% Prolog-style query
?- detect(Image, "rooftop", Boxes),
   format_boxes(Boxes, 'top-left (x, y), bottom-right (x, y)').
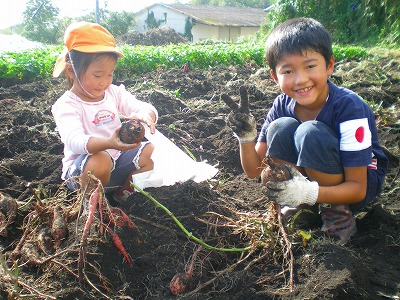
top-left (141, 3), bottom-right (268, 27)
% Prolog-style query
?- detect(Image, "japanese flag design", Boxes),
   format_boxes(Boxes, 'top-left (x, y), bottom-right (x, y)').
top-left (339, 118), bottom-right (372, 151)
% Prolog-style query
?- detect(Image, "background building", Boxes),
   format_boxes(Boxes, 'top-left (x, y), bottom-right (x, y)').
top-left (134, 3), bottom-right (268, 42)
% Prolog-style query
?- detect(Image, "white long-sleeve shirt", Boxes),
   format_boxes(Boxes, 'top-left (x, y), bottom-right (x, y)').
top-left (52, 84), bottom-right (158, 179)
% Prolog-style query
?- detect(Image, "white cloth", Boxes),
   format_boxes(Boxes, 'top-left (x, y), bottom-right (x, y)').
top-left (143, 126), bottom-right (218, 188)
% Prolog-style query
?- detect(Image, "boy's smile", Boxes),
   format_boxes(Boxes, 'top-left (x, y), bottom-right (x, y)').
top-left (270, 50), bottom-right (334, 115)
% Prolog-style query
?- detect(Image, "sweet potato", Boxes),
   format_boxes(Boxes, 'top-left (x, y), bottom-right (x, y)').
top-left (0, 192), bottom-right (17, 219)
top-left (106, 206), bottom-right (136, 229)
top-left (21, 242), bottom-right (42, 266)
top-left (110, 230), bottom-right (133, 268)
top-left (0, 211), bottom-right (7, 237)
top-left (37, 227), bottom-right (53, 254)
top-left (169, 247), bottom-right (199, 296)
top-left (261, 156), bottom-right (292, 185)
top-left (119, 119), bottom-right (145, 144)
top-left (169, 273), bottom-right (193, 296)
top-left (0, 192), bottom-right (18, 237)
top-left (51, 206), bottom-right (68, 249)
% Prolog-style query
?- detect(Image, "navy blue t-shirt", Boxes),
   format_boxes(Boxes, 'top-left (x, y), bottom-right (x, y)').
top-left (258, 80), bottom-right (388, 175)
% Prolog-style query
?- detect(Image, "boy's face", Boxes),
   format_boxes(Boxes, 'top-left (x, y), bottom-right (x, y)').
top-left (270, 50), bottom-right (334, 108)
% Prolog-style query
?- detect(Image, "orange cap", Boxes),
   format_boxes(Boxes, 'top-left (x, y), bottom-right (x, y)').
top-left (53, 22), bottom-right (124, 77)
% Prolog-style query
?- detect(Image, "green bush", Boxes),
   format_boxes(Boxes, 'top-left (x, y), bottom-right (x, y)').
top-left (0, 43), bottom-right (369, 82)
top-left (0, 47), bottom-right (61, 80)
top-left (116, 43), bottom-right (265, 79)
top-left (265, 0), bottom-right (399, 46)
top-left (332, 45), bottom-right (368, 61)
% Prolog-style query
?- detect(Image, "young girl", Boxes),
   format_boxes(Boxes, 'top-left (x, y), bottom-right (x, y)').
top-left (52, 21), bottom-right (158, 202)
top-left (222, 18), bottom-right (388, 245)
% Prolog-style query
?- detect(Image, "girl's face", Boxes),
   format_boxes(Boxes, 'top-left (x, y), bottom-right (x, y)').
top-left (70, 55), bottom-right (117, 102)
top-left (270, 50), bottom-right (334, 109)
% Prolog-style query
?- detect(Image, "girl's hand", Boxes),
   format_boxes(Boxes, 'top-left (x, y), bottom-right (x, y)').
top-left (112, 127), bottom-right (142, 151)
top-left (125, 110), bottom-right (156, 134)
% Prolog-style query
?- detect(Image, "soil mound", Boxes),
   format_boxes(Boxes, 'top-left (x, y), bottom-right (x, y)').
top-left (0, 52), bottom-right (399, 299)
top-left (121, 27), bottom-right (188, 46)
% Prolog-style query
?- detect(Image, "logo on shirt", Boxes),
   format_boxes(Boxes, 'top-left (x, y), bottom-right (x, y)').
top-left (93, 110), bottom-right (115, 126)
top-left (339, 118), bottom-right (371, 151)
top-left (355, 126), bottom-right (364, 143)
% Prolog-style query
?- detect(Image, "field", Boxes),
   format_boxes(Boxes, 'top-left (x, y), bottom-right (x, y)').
top-left (0, 50), bottom-right (399, 299)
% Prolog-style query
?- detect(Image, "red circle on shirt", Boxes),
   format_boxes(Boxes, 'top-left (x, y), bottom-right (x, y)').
top-left (355, 126), bottom-right (365, 143)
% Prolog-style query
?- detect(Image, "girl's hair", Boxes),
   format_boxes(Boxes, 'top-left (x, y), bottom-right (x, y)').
top-left (65, 50), bottom-right (118, 87)
top-left (265, 18), bottom-right (333, 74)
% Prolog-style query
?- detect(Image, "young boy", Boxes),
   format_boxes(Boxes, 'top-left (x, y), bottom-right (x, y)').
top-left (222, 17), bottom-right (388, 245)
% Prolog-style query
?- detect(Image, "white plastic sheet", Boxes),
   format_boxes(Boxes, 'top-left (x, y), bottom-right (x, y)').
top-left (137, 125), bottom-right (219, 189)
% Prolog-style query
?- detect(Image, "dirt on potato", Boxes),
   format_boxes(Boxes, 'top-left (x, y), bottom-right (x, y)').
top-left (0, 50), bottom-right (399, 300)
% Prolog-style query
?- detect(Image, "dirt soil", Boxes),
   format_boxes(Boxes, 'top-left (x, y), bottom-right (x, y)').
top-left (0, 52), bottom-right (399, 300)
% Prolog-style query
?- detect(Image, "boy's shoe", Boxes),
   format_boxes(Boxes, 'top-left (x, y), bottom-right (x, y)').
top-left (112, 187), bottom-right (134, 203)
top-left (319, 204), bottom-right (357, 245)
top-left (281, 204), bottom-right (321, 229)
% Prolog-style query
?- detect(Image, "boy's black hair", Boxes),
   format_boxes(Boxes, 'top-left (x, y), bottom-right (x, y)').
top-left (265, 17), bottom-right (333, 74)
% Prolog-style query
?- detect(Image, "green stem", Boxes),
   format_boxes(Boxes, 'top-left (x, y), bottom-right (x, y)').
top-left (132, 184), bottom-right (251, 253)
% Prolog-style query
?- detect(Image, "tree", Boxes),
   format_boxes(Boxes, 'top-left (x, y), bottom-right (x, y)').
top-left (361, 0), bottom-right (399, 45)
top-left (22, 0), bottom-right (60, 44)
top-left (265, 0), bottom-right (398, 45)
top-left (102, 11), bottom-right (136, 37)
top-left (184, 17), bottom-right (194, 41)
top-left (73, 9), bottom-right (135, 39)
top-left (145, 11), bottom-right (166, 29)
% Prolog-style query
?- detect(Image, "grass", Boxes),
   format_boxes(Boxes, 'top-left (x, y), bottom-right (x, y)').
top-left (0, 42), bottom-right (380, 82)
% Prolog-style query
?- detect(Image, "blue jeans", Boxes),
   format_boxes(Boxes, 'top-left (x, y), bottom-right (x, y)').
top-left (64, 142), bottom-right (149, 191)
top-left (266, 117), bottom-right (382, 211)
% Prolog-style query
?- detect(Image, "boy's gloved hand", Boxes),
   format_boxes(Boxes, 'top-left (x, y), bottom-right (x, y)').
top-left (263, 166), bottom-right (319, 207)
top-left (221, 86), bottom-right (257, 144)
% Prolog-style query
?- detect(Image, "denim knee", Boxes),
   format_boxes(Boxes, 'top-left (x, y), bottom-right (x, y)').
top-left (294, 121), bottom-right (342, 174)
top-left (266, 117), bottom-right (299, 164)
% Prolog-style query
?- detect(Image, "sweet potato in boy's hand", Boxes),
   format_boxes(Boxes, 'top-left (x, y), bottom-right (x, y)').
top-left (261, 157), bottom-right (319, 207)
top-left (261, 157), bottom-right (292, 185)
top-left (119, 119), bottom-right (145, 144)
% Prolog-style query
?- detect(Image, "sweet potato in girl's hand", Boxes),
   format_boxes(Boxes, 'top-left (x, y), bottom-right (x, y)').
top-left (119, 119), bottom-right (145, 144)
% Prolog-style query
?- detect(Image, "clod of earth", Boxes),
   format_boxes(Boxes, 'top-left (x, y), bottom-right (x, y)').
top-left (119, 119), bottom-right (145, 144)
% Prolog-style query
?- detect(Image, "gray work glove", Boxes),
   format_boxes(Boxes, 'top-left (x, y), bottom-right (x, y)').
top-left (264, 165), bottom-right (319, 207)
top-left (221, 86), bottom-right (257, 144)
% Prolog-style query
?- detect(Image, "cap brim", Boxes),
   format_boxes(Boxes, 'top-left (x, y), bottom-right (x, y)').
top-left (52, 46), bottom-right (124, 78)
top-left (72, 45), bottom-right (124, 58)
top-left (52, 47), bottom-right (68, 77)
